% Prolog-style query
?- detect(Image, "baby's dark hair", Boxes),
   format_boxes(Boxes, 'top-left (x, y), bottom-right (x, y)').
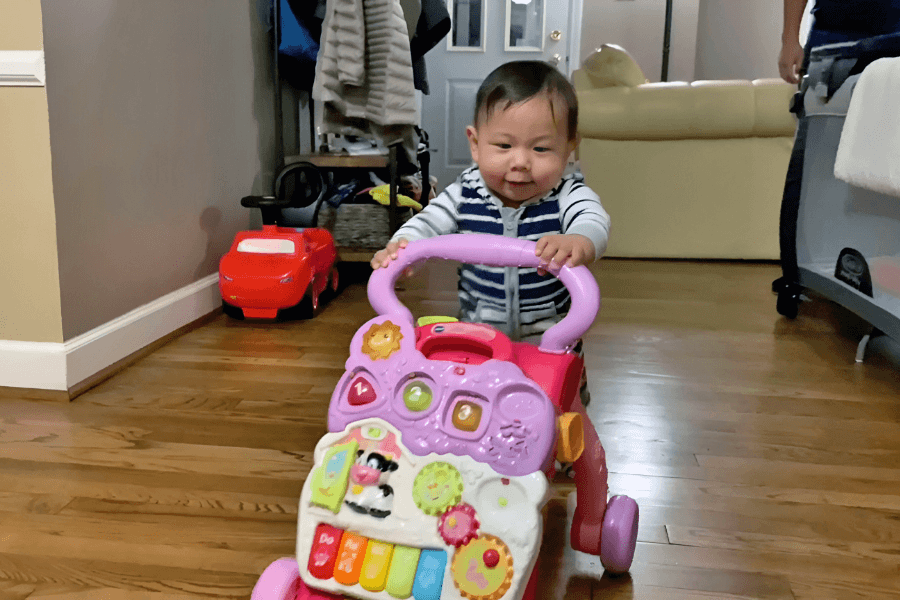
top-left (473, 61), bottom-right (579, 140)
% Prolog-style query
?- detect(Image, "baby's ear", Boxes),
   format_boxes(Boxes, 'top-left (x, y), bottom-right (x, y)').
top-left (567, 134), bottom-right (581, 157)
top-left (466, 125), bottom-right (480, 162)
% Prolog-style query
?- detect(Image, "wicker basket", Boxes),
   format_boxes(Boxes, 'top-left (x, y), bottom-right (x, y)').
top-left (319, 203), bottom-right (413, 250)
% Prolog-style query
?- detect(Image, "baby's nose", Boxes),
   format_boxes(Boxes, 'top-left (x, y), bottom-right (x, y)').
top-left (510, 148), bottom-right (530, 169)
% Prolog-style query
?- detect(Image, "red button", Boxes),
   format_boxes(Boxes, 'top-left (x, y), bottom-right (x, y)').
top-left (483, 549), bottom-right (500, 568)
top-left (308, 523), bottom-right (344, 579)
top-left (348, 376), bottom-right (377, 405)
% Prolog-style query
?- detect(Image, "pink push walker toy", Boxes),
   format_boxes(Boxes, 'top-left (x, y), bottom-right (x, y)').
top-left (252, 234), bottom-right (639, 600)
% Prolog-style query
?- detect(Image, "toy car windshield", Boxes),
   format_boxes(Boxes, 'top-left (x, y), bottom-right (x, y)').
top-left (237, 238), bottom-right (296, 254)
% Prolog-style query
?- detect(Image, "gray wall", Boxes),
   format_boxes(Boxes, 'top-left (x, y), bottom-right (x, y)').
top-left (41, 0), bottom-right (277, 339)
top-left (578, 0), bottom-right (786, 83)
top-left (693, 0), bottom-right (783, 81)
top-left (579, 0), bottom-right (700, 83)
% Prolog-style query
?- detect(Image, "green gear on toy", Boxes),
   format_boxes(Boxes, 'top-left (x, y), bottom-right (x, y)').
top-left (413, 462), bottom-right (464, 515)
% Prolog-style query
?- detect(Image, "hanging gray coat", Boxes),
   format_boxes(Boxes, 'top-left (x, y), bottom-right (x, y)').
top-left (313, 0), bottom-right (419, 165)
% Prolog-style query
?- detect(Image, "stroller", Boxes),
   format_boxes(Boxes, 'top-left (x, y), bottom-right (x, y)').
top-left (252, 234), bottom-right (639, 600)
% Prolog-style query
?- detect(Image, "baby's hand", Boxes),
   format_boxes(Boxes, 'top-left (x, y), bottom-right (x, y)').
top-left (534, 234), bottom-right (595, 274)
top-left (371, 238), bottom-right (409, 269)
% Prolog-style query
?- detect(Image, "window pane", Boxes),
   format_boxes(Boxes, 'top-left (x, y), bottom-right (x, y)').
top-left (508, 0), bottom-right (544, 49)
top-left (451, 0), bottom-right (483, 48)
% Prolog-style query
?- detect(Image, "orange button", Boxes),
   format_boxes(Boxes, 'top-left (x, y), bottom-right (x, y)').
top-left (333, 531), bottom-right (367, 585)
top-left (556, 412), bottom-right (585, 462)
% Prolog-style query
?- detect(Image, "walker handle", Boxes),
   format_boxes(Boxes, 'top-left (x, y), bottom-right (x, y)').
top-left (367, 234), bottom-right (600, 353)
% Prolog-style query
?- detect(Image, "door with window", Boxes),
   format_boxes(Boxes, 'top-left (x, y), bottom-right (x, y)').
top-left (421, 0), bottom-right (582, 190)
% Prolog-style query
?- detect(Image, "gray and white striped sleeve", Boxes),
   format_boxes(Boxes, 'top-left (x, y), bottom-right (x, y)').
top-left (558, 174), bottom-right (610, 260)
top-left (389, 180), bottom-right (464, 243)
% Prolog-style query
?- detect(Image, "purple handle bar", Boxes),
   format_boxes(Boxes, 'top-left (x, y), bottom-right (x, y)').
top-left (367, 234), bottom-right (600, 353)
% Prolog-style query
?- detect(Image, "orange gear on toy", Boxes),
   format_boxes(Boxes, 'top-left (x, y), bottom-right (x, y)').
top-left (450, 534), bottom-right (514, 600)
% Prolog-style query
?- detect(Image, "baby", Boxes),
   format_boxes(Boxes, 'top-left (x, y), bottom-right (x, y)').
top-left (372, 60), bottom-right (610, 343)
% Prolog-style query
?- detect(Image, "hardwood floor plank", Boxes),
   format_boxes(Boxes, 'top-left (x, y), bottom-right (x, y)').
top-left (0, 429), bottom-right (313, 479)
top-left (598, 562), bottom-right (796, 600)
top-left (0, 553), bottom-right (257, 598)
top-left (694, 455), bottom-right (900, 482)
top-left (636, 541), bottom-right (899, 585)
top-left (28, 589), bottom-right (204, 599)
top-left (666, 524), bottom-right (900, 563)
top-left (637, 503), bottom-right (900, 546)
top-left (0, 529), bottom-right (275, 576)
top-left (790, 577), bottom-right (900, 600)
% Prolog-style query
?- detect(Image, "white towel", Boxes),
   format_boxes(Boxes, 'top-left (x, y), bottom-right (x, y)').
top-left (833, 57), bottom-right (900, 198)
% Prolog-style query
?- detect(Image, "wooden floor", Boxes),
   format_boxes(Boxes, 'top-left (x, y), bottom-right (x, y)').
top-left (1, 259), bottom-right (899, 600)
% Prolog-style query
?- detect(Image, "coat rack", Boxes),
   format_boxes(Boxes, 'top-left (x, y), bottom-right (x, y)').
top-left (661, 0), bottom-right (674, 81)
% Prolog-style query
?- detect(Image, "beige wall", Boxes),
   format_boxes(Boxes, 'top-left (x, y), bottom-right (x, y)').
top-left (0, 0), bottom-right (44, 50)
top-left (0, 0), bottom-right (64, 343)
top-left (41, 0), bottom-right (272, 339)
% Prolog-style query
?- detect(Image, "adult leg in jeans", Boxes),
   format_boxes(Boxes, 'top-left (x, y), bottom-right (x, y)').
top-left (774, 26), bottom-right (865, 315)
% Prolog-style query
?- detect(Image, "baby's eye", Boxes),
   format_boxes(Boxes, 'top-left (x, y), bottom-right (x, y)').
top-left (534, 146), bottom-right (550, 153)
top-left (494, 143), bottom-right (511, 149)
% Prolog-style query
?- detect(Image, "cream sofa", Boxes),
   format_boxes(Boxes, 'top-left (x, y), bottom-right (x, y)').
top-left (573, 45), bottom-right (797, 259)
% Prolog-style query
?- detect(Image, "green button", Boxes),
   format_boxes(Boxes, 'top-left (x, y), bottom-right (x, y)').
top-left (404, 382), bottom-right (433, 412)
top-left (386, 545), bottom-right (420, 598)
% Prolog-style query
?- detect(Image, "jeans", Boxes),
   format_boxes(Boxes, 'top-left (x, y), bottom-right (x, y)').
top-left (777, 26), bottom-right (880, 287)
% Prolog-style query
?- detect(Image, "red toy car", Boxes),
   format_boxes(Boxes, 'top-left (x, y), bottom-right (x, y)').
top-left (219, 224), bottom-right (338, 320)
top-left (220, 163), bottom-right (338, 320)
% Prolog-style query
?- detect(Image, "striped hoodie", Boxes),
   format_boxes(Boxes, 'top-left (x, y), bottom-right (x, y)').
top-left (389, 165), bottom-right (610, 340)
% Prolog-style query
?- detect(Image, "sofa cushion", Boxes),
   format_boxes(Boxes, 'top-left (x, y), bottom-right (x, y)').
top-left (576, 43), bottom-right (648, 89)
top-left (576, 77), bottom-right (797, 140)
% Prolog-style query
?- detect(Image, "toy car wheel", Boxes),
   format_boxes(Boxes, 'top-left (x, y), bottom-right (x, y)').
top-left (284, 290), bottom-right (321, 321)
top-left (329, 267), bottom-right (339, 292)
top-left (222, 300), bottom-right (245, 320)
top-left (251, 557), bottom-right (301, 600)
top-left (599, 495), bottom-right (639, 575)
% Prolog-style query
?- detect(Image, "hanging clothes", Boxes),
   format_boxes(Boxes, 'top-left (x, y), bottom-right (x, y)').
top-left (314, 0), bottom-right (422, 166)
top-left (409, 0), bottom-right (451, 94)
top-left (277, 0), bottom-right (325, 92)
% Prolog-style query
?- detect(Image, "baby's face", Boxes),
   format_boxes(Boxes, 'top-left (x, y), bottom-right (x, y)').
top-left (467, 93), bottom-right (577, 208)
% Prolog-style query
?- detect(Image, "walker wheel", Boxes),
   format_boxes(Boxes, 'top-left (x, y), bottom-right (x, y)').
top-left (251, 558), bottom-right (301, 600)
top-left (599, 495), bottom-right (639, 575)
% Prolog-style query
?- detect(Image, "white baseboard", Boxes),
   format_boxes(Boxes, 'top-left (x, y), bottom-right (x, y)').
top-left (0, 274), bottom-right (221, 392)
top-left (0, 51), bottom-right (46, 86)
